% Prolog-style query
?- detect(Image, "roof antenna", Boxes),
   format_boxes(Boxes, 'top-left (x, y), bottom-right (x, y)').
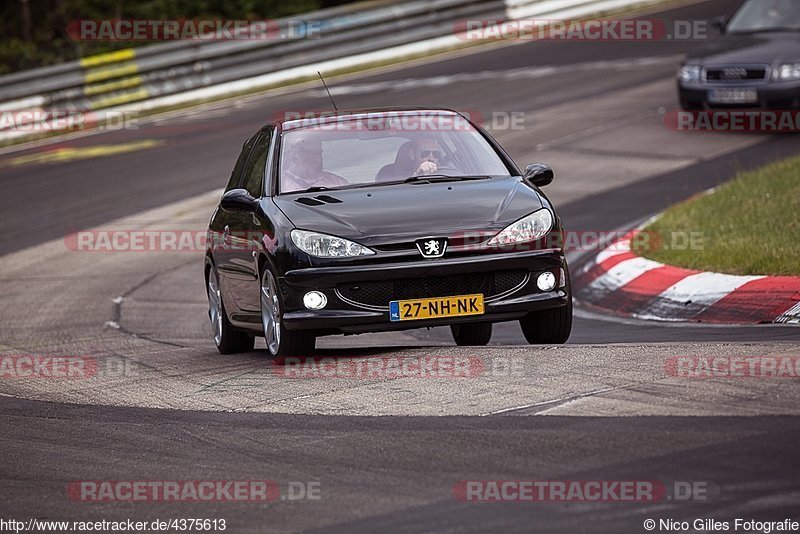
top-left (317, 71), bottom-right (339, 112)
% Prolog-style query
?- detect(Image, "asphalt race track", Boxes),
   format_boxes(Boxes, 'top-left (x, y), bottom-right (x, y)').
top-left (1, 0), bottom-right (799, 531)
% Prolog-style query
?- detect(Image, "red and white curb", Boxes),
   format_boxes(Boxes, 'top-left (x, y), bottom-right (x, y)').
top-left (574, 232), bottom-right (800, 324)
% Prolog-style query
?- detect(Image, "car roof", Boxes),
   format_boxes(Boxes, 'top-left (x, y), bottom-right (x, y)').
top-left (272, 108), bottom-right (466, 131)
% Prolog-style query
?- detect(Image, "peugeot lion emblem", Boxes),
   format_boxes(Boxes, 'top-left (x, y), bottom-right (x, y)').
top-left (416, 237), bottom-right (448, 258)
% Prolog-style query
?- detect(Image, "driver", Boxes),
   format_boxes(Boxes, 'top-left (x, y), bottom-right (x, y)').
top-left (282, 138), bottom-right (348, 193)
top-left (410, 138), bottom-right (444, 176)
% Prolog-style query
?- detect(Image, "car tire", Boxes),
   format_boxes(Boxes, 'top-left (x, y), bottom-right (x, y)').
top-left (519, 299), bottom-right (572, 344)
top-left (450, 322), bottom-right (492, 346)
top-left (261, 268), bottom-right (316, 357)
top-left (207, 264), bottom-right (255, 355)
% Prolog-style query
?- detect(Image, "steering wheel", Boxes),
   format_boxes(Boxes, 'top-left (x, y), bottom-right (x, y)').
top-left (431, 163), bottom-right (460, 175)
top-left (436, 153), bottom-right (464, 174)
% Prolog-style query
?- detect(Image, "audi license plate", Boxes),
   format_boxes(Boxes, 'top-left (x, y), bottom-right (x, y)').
top-left (389, 294), bottom-right (484, 322)
top-left (708, 88), bottom-right (758, 105)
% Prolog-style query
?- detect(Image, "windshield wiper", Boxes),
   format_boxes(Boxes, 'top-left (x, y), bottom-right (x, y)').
top-left (341, 175), bottom-right (492, 190)
top-left (293, 186), bottom-right (330, 193)
top-left (401, 175), bottom-right (492, 184)
top-left (729, 27), bottom-right (800, 34)
top-left (290, 175), bottom-right (493, 194)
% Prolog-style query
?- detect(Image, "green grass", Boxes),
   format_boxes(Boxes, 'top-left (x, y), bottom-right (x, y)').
top-left (636, 154), bottom-right (800, 276)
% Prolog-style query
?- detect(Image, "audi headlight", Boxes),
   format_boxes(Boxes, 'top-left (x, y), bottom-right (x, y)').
top-left (678, 65), bottom-right (701, 83)
top-left (487, 209), bottom-right (553, 246)
top-left (774, 63), bottom-right (800, 81)
top-left (291, 229), bottom-right (375, 258)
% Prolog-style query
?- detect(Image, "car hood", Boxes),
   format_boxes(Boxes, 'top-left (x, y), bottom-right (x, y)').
top-left (686, 32), bottom-right (800, 64)
top-left (272, 177), bottom-right (545, 245)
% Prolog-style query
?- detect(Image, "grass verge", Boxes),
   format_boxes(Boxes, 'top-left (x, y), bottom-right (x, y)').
top-left (636, 154), bottom-right (800, 276)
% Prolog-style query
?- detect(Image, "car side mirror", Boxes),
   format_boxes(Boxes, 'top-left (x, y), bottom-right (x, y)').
top-left (711, 15), bottom-right (727, 33)
top-left (220, 188), bottom-right (257, 211)
top-left (523, 163), bottom-right (554, 187)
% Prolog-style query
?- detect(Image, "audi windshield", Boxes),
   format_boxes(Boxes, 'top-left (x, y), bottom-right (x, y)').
top-left (726, 0), bottom-right (800, 33)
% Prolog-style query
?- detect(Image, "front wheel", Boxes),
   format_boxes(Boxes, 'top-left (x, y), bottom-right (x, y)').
top-left (261, 268), bottom-right (316, 357)
top-left (207, 265), bottom-right (254, 354)
top-left (450, 322), bottom-right (492, 346)
top-left (519, 300), bottom-right (572, 344)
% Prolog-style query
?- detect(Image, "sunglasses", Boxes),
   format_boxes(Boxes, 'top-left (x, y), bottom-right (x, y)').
top-left (420, 150), bottom-right (442, 158)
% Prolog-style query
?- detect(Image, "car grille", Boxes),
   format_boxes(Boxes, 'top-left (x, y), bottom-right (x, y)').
top-left (373, 242), bottom-right (417, 252)
top-left (336, 270), bottom-right (528, 309)
top-left (705, 66), bottom-right (768, 83)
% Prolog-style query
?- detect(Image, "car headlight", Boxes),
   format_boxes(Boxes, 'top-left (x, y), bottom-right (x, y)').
top-left (486, 209), bottom-right (553, 246)
top-left (774, 63), bottom-right (800, 81)
top-left (291, 229), bottom-right (375, 258)
top-left (678, 65), bottom-right (701, 83)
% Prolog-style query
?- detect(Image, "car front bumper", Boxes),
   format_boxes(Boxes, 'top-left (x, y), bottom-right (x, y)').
top-left (678, 80), bottom-right (800, 109)
top-left (279, 249), bottom-right (569, 334)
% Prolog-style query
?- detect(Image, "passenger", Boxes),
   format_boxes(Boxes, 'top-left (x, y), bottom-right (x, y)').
top-left (282, 138), bottom-right (348, 193)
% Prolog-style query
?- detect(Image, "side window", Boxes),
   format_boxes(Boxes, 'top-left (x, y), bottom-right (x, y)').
top-left (225, 139), bottom-right (253, 192)
top-left (241, 131), bottom-right (272, 198)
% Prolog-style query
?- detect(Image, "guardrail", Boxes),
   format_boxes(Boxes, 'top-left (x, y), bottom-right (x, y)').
top-left (0, 0), bottom-right (663, 143)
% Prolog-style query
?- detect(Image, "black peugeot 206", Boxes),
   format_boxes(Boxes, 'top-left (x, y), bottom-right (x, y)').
top-left (678, 0), bottom-right (800, 109)
top-left (204, 108), bottom-right (571, 356)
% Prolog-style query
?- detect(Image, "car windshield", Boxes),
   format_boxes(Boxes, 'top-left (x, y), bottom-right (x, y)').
top-left (727, 0), bottom-right (800, 33)
top-left (278, 112), bottom-right (511, 194)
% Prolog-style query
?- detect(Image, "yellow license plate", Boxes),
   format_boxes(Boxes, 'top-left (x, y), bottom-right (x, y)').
top-left (389, 294), bottom-right (484, 322)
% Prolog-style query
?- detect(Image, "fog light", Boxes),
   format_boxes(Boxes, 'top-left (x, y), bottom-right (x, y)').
top-left (537, 272), bottom-right (556, 291)
top-left (303, 291), bottom-right (327, 310)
